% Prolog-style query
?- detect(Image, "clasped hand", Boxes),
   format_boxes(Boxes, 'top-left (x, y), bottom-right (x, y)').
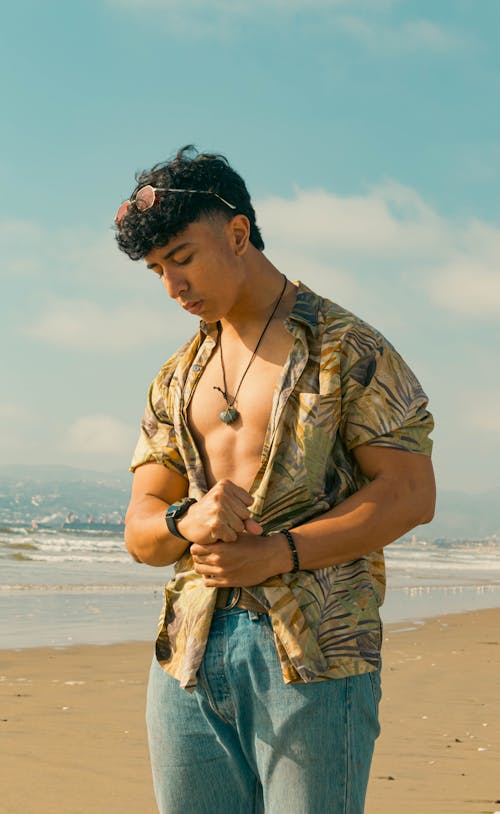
top-left (176, 479), bottom-right (276, 587)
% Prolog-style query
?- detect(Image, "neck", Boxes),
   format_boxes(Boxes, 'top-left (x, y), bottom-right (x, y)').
top-left (219, 250), bottom-right (293, 340)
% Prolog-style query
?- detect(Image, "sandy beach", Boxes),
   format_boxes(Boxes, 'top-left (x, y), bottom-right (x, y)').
top-left (2, 607), bottom-right (499, 814)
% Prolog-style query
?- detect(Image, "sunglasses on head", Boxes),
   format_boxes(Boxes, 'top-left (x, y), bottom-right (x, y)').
top-left (115, 185), bottom-right (236, 224)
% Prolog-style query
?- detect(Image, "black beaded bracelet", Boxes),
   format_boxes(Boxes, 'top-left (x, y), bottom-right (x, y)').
top-left (281, 529), bottom-right (300, 573)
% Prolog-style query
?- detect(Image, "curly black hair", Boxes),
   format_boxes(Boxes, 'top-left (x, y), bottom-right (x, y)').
top-left (114, 145), bottom-right (265, 260)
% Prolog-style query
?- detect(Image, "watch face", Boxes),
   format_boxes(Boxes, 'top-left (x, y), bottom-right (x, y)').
top-left (166, 502), bottom-right (183, 518)
top-left (166, 498), bottom-right (194, 519)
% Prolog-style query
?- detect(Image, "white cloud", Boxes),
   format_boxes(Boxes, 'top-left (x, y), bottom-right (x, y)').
top-left (0, 403), bottom-right (33, 423)
top-left (336, 15), bottom-right (469, 53)
top-left (7, 183), bottom-right (500, 350)
top-left (0, 405), bottom-right (136, 468)
top-left (403, 19), bottom-right (467, 51)
top-left (261, 246), bottom-right (394, 325)
top-left (267, 250), bottom-right (361, 300)
top-left (0, 220), bottom-right (48, 275)
top-left (257, 184), bottom-right (500, 319)
top-left (426, 261), bottom-right (500, 317)
top-left (106, 0), bottom-right (466, 52)
top-left (0, 218), bottom-right (147, 291)
top-left (66, 415), bottom-right (136, 456)
top-left (108, 0), bottom-right (390, 11)
top-left (25, 297), bottom-right (191, 351)
top-left (259, 183), bottom-right (447, 256)
top-left (107, 0), bottom-right (354, 38)
top-left (2, 217), bottom-right (198, 353)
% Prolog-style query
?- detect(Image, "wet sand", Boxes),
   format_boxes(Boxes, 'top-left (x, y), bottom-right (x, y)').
top-left (1, 608), bottom-right (499, 814)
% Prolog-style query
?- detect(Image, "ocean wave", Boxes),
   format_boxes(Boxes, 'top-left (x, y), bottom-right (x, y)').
top-left (29, 537), bottom-right (123, 551)
top-left (0, 526), bottom-right (124, 541)
top-left (0, 526), bottom-right (30, 536)
top-left (4, 541), bottom-right (39, 551)
top-left (5, 552), bottom-right (130, 564)
top-left (0, 531), bottom-right (124, 559)
top-left (1, 526), bottom-right (499, 571)
top-left (392, 538), bottom-right (500, 553)
top-left (0, 583), bottom-right (162, 593)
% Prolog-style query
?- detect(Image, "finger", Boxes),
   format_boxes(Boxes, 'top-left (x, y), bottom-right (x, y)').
top-left (206, 484), bottom-right (254, 526)
top-left (213, 480), bottom-right (255, 515)
top-left (191, 544), bottom-right (227, 568)
top-left (203, 515), bottom-right (243, 545)
top-left (213, 525), bottom-right (238, 543)
top-left (224, 514), bottom-right (246, 535)
top-left (198, 521), bottom-right (237, 545)
top-left (191, 542), bottom-right (217, 558)
top-left (214, 494), bottom-right (251, 523)
top-left (193, 560), bottom-right (223, 578)
top-left (221, 481), bottom-right (254, 506)
top-left (244, 518), bottom-right (263, 535)
top-left (202, 527), bottom-right (221, 544)
top-left (202, 575), bottom-right (228, 587)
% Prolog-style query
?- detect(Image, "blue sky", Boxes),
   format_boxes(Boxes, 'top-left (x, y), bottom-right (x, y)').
top-left (1, 0), bottom-right (499, 494)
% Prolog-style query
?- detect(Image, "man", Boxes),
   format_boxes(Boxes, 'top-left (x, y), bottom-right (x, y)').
top-left (115, 145), bottom-right (435, 814)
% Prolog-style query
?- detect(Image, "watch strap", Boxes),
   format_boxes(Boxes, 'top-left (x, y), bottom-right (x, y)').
top-left (165, 498), bottom-right (196, 541)
top-left (165, 512), bottom-right (186, 540)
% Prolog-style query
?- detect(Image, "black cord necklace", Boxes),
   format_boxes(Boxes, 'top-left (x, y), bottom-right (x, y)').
top-left (213, 274), bottom-right (288, 425)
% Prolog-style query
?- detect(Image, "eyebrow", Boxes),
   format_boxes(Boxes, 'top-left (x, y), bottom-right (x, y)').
top-left (146, 242), bottom-right (193, 269)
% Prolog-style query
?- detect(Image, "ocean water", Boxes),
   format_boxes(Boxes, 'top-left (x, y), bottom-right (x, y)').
top-left (1, 525), bottom-right (500, 648)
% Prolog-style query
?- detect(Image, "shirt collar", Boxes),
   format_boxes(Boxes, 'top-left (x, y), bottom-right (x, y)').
top-left (199, 280), bottom-right (319, 339)
top-left (286, 280), bottom-right (319, 336)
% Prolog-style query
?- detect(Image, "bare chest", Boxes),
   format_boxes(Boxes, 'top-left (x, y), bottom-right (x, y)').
top-left (188, 329), bottom-right (293, 490)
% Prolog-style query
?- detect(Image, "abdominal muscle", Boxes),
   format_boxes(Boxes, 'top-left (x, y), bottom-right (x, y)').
top-left (194, 426), bottom-right (267, 492)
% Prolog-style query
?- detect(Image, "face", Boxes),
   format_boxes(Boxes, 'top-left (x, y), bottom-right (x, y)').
top-left (144, 215), bottom-right (249, 322)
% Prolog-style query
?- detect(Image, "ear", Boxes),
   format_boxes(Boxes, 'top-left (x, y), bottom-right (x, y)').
top-left (227, 214), bottom-right (250, 256)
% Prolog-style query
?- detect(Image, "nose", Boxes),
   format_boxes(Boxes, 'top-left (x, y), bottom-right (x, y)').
top-left (161, 268), bottom-right (188, 300)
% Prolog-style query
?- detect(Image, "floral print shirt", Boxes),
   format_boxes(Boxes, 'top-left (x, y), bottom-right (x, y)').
top-left (131, 281), bottom-right (434, 690)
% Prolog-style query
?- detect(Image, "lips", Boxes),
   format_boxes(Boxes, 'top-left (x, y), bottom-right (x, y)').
top-left (182, 300), bottom-right (203, 315)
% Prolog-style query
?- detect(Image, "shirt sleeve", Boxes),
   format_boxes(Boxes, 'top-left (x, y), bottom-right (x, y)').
top-left (130, 372), bottom-right (187, 477)
top-left (339, 324), bottom-right (434, 456)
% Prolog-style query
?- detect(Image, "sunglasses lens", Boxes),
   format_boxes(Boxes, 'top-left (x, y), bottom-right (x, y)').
top-left (115, 201), bottom-right (131, 223)
top-left (135, 185), bottom-right (156, 212)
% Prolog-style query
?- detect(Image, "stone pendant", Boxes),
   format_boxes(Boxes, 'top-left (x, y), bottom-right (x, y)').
top-left (219, 407), bottom-right (239, 424)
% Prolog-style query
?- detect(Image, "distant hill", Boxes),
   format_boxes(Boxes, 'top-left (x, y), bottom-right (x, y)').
top-left (0, 465), bottom-right (498, 539)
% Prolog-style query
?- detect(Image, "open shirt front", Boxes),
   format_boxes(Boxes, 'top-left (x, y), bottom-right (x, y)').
top-left (131, 281), bottom-right (434, 690)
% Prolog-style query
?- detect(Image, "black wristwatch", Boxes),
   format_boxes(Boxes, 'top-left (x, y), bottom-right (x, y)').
top-left (165, 497), bottom-right (197, 541)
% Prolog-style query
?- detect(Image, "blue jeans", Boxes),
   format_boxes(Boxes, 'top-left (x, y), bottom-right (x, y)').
top-left (146, 607), bottom-right (381, 814)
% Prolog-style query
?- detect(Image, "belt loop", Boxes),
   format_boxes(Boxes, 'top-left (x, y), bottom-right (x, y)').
top-left (222, 587), bottom-right (242, 610)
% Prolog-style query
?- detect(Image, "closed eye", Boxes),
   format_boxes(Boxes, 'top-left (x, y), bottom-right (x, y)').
top-left (174, 254), bottom-right (193, 266)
